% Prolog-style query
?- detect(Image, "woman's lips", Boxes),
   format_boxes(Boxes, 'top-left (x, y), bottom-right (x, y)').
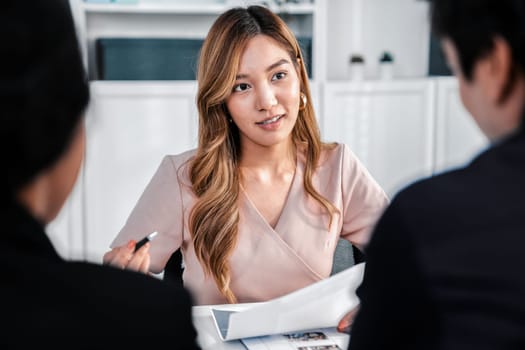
top-left (255, 114), bottom-right (284, 125)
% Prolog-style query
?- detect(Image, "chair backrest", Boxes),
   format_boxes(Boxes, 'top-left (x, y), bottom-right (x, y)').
top-left (330, 239), bottom-right (365, 275)
top-left (163, 249), bottom-right (184, 286)
top-left (164, 239), bottom-right (365, 284)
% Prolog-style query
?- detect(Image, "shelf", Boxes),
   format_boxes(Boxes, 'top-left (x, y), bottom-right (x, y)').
top-left (89, 80), bottom-right (198, 97)
top-left (82, 2), bottom-right (315, 15)
top-left (83, 2), bottom-right (226, 14)
top-left (78, 0), bottom-right (318, 80)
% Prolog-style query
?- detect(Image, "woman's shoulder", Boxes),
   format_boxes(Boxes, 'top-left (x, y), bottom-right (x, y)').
top-left (319, 142), bottom-right (346, 165)
top-left (159, 149), bottom-right (197, 185)
top-left (163, 149), bottom-right (196, 167)
top-left (317, 143), bottom-right (366, 174)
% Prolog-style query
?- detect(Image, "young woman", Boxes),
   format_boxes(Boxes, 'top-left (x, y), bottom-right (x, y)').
top-left (103, 5), bottom-right (388, 306)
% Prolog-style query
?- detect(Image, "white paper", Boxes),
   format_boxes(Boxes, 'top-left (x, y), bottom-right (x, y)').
top-left (211, 262), bottom-right (365, 341)
top-left (241, 327), bottom-right (349, 350)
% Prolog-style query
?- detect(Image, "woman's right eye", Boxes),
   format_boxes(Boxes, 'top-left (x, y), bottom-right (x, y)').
top-left (233, 83), bottom-right (250, 92)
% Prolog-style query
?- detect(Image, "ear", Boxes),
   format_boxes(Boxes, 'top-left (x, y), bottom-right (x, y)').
top-left (477, 36), bottom-right (513, 104)
top-left (295, 57), bottom-right (306, 88)
top-left (295, 57), bottom-right (302, 74)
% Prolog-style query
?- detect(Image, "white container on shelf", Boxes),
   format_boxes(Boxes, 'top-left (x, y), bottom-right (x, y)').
top-left (378, 51), bottom-right (394, 80)
top-left (379, 62), bottom-right (394, 80)
top-left (348, 54), bottom-right (365, 81)
top-left (349, 63), bottom-right (365, 81)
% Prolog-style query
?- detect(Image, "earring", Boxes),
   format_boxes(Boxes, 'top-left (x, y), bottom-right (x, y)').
top-left (299, 92), bottom-right (308, 111)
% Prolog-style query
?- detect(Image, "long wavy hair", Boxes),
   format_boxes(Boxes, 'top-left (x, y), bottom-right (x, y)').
top-left (190, 5), bottom-right (338, 303)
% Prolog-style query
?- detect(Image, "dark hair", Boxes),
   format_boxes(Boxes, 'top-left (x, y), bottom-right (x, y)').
top-left (430, 0), bottom-right (525, 100)
top-left (1, 0), bottom-right (89, 199)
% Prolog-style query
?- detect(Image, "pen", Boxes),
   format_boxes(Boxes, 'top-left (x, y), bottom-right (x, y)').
top-left (134, 231), bottom-right (158, 252)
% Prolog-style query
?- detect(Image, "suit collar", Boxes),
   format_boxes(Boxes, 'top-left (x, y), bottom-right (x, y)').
top-left (2, 198), bottom-right (63, 262)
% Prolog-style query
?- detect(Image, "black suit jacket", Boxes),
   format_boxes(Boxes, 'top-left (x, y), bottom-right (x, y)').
top-left (1, 200), bottom-right (201, 349)
top-left (348, 126), bottom-right (525, 350)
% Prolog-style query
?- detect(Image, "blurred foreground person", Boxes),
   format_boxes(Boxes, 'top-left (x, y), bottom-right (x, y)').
top-left (1, 1), bottom-right (200, 347)
top-left (348, 0), bottom-right (525, 349)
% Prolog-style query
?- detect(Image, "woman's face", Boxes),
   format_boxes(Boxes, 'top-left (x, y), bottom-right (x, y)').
top-left (225, 34), bottom-right (301, 151)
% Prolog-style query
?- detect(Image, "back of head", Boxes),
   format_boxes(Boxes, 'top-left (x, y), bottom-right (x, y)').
top-left (1, 0), bottom-right (89, 201)
top-left (431, 0), bottom-right (525, 80)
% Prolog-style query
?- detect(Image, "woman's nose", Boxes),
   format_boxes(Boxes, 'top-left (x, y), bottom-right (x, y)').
top-left (256, 84), bottom-right (278, 111)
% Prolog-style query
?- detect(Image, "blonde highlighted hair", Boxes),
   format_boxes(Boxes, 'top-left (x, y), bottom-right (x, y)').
top-left (189, 5), bottom-right (338, 303)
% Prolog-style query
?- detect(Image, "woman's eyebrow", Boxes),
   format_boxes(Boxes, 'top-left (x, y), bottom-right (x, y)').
top-left (265, 58), bottom-right (290, 72)
top-left (235, 58), bottom-right (290, 80)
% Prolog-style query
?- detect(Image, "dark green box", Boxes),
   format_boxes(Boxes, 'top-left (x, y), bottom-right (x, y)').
top-left (297, 37), bottom-right (312, 79)
top-left (96, 36), bottom-right (312, 80)
top-left (96, 38), bottom-right (203, 80)
top-left (428, 33), bottom-right (452, 76)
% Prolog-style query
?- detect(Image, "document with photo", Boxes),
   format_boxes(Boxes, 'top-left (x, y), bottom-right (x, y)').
top-left (241, 327), bottom-right (349, 350)
top-left (211, 263), bottom-right (365, 341)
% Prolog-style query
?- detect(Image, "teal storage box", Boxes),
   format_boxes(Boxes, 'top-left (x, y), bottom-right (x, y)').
top-left (96, 38), bottom-right (203, 80)
top-left (297, 37), bottom-right (312, 79)
top-left (96, 37), bottom-right (312, 80)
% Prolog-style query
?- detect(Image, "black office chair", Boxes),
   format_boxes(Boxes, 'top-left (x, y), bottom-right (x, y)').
top-left (353, 245), bottom-right (366, 264)
top-left (163, 249), bottom-right (184, 286)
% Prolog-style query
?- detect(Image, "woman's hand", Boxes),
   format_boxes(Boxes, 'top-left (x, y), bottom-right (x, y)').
top-left (337, 305), bottom-right (360, 334)
top-left (102, 239), bottom-right (151, 274)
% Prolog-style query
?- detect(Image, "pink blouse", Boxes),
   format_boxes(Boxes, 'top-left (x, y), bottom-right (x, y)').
top-left (110, 143), bottom-right (388, 305)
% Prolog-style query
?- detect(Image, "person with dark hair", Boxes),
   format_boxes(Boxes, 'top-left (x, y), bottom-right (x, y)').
top-left (345, 0), bottom-right (525, 349)
top-left (1, 0), bottom-right (200, 346)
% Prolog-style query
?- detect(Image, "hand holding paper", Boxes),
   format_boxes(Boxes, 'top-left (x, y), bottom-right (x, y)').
top-left (337, 304), bottom-right (360, 334)
top-left (211, 262), bottom-right (365, 341)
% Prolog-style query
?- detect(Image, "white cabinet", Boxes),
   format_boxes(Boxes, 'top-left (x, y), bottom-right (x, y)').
top-left (322, 77), bottom-right (487, 199)
top-left (82, 81), bottom-right (198, 262)
top-left (322, 79), bottom-right (435, 197)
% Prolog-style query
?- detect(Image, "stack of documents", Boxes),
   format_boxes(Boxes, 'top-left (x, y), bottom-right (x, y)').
top-left (211, 262), bottom-right (365, 342)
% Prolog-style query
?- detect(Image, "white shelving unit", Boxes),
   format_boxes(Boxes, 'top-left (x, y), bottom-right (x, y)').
top-left (82, 2), bottom-right (315, 14)
top-left (70, 0), bottom-right (323, 81)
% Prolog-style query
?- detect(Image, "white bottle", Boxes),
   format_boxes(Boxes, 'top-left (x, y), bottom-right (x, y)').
top-left (378, 51), bottom-right (394, 80)
top-left (348, 54), bottom-right (365, 81)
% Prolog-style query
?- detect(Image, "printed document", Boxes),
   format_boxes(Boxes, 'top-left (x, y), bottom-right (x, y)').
top-left (211, 262), bottom-right (365, 341)
top-left (241, 327), bottom-right (349, 349)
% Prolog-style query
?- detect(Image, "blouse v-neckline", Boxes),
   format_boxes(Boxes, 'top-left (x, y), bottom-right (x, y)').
top-left (240, 162), bottom-right (300, 232)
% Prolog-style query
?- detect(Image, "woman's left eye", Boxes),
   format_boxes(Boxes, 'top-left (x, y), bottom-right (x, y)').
top-left (272, 72), bottom-right (287, 81)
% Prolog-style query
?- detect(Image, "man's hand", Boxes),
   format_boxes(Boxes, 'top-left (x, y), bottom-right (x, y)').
top-left (337, 305), bottom-right (360, 334)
